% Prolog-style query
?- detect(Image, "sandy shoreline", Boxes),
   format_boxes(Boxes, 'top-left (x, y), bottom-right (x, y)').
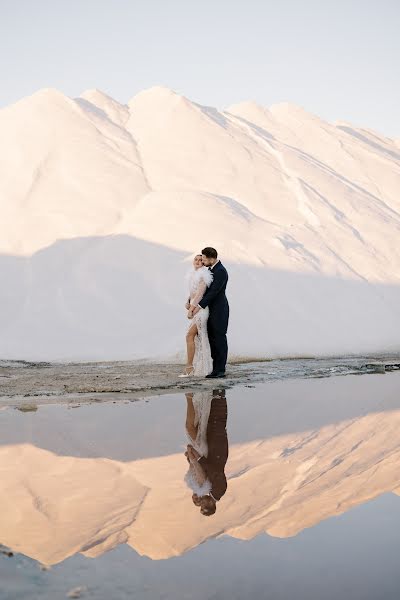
top-left (0, 355), bottom-right (399, 408)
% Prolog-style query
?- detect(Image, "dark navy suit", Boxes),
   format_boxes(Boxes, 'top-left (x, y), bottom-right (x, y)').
top-left (198, 261), bottom-right (229, 373)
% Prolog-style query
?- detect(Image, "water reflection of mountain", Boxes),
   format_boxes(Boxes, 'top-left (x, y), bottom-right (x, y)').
top-left (2, 403), bottom-right (400, 564)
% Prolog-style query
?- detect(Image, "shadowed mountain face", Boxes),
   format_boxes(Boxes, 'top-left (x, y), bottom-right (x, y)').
top-left (0, 87), bottom-right (399, 360)
top-left (0, 234), bottom-right (399, 361)
top-left (1, 373), bottom-right (400, 565)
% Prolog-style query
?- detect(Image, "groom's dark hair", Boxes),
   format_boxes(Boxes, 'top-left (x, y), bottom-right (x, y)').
top-left (201, 247), bottom-right (218, 259)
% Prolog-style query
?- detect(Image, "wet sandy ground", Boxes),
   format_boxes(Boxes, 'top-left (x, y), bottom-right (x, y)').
top-left (0, 355), bottom-right (399, 408)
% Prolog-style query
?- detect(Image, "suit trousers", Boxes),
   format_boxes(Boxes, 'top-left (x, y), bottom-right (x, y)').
top-left (207, 303), bottom-right (229, 373)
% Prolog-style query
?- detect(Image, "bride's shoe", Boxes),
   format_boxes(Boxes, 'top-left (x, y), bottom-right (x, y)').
top-left (178, 366), bottom-right (195, 378)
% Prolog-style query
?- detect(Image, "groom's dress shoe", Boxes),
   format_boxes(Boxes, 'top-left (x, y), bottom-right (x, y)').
top-left (206, 371), bottom-right (226, 378)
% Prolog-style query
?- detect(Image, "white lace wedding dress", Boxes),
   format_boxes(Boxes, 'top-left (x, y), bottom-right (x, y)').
top-left (186, 266), bottom-right (214, 377)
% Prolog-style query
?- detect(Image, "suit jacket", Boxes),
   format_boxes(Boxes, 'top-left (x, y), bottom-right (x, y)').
top-left (198, 261), bottom-right (229, 313)
top-left (198, 392), bottom-right (228, 501)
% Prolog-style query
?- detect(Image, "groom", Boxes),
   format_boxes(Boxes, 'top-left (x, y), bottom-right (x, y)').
top-left (190, 247), bottom-right (229, 378)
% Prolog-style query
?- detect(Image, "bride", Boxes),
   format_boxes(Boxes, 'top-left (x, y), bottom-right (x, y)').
top-left (179, 254), bottom-right (214, 378)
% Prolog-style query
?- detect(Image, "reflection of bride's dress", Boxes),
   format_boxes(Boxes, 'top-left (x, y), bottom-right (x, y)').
top-left (185, 391), bottom-right (212, 457)
top-left (186, 266), bottom-right (214, 377)
top-left (184, 391), bottom-right (213, 495)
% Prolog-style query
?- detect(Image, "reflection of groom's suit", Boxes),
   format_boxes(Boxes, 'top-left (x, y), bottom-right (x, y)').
top-left (198, 389), bottom-right (229, 501)
top-left (198, 261), bottom-right (229, 373)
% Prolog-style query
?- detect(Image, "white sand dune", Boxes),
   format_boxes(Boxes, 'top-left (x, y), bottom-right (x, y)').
top-left (0, 86), bottom-right (399, 360)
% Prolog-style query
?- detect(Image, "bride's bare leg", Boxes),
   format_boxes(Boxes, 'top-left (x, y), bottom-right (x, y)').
top-left (186, 323), bottom-right (198, 367)
top-left (185, 393), bottom-right (198, 440)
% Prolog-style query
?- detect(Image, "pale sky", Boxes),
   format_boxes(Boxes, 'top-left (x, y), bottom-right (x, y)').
top-left (1, 0), bottom-right (399, 136)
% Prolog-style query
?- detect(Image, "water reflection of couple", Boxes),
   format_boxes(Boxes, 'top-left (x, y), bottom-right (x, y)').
top-left (185, 388), bottom-right (228, 516)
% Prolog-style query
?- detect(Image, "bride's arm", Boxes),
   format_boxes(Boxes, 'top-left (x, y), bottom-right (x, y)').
top-left (188, 450), bottom-right (207, 485)
top-left (192, 460), bottom-right (207, 486)
top-left (190, 279), bottom-right (207, 308)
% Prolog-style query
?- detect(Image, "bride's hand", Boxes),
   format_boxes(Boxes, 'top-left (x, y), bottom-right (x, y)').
top-left (188, 446), bottom-right (201, 461)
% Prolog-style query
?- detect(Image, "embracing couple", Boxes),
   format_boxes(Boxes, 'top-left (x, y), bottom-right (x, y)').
top-left (179, 247), bottom-right (229, 379)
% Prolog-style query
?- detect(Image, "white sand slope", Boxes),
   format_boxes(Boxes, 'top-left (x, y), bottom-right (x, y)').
top-left (1, 404), bottom-right (400, 564)
top-left (0, 87), bottom-right (399, 360)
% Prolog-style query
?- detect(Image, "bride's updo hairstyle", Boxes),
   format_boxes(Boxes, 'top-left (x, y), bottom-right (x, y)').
top-left (193, 254), bottom-right (203, 267)
top-left (201, 247), bottom-right (218, 259)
